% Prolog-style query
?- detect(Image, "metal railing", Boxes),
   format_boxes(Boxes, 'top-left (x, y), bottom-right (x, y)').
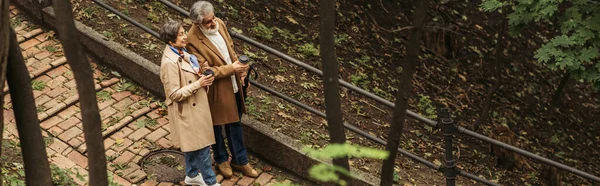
top-left (87, 0), bottom-right (600, 185)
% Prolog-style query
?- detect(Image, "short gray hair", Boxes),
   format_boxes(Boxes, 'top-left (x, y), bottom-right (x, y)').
top-left (189, 1), bottom-right (214, 23)
top-left (159, 19), bottom-right (182, 43)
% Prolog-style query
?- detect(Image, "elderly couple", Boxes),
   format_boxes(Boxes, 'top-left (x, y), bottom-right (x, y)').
top-left (158, 1), bottom-right (256, 185)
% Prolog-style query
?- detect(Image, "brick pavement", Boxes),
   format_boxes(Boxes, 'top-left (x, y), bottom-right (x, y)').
top-left (3, 6), bottom-right (296, 186)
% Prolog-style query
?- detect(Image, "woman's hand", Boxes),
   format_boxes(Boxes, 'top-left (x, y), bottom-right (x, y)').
top-left (199, 74), bottom-right (214, 87)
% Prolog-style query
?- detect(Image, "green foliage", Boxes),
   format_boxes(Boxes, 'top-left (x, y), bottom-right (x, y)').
top-left (481, 0), bottom-right (600, 88)
top-left (50, 165), bottom-right (81, 185)
top-left (45, 46), bottom-right (57, 53)
top-left (349, 72), bottom-right (370, 90)
top-left (296, 43), bottom-right (320, 58)
top-left (417, 95), bottom-right (437, 120)
top-left (103, 31), bottom-right (114, 39)
top-left (251, 22), bottom-right (273, 40)
top-left (115, 80), bottom-right (138, 92)
top-left (147, 12), bottom-right (160, 23)
top-left (302, 144), bottom-right (389, 185)
top-left (137, 118), bottom-right (158, 128)
top-left (31, 80), bottom-right (47, 91)
top-left (97, 90), bottom-right (112, 101)
top-left (10, 17), bottom-right (22, 28)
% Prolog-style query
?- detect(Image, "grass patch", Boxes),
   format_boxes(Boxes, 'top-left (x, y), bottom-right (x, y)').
top-left (31, 80), bottom-right (47, 91)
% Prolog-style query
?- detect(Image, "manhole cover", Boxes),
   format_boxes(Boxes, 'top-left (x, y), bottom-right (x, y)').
top-left (141, 150), bottom-right (186, 183)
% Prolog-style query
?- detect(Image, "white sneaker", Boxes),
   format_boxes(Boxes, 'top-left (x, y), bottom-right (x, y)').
top-left (184, 174), bottom-right (207, 186)
top-left (208, 184), bottom-right (221, 186)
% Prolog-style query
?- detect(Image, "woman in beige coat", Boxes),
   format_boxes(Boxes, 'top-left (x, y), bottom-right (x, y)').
top-left (159, 20), bottom-right (220, 186)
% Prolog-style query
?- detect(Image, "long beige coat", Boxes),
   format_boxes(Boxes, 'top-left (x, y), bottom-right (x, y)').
top-left (186, 18), bottom-right (246, 126)
top-left (160, 45), bottom-right (215, 152)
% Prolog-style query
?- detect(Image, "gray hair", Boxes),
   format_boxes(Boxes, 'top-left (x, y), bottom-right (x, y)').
top-left (189, 1), bottom-right (214, 23)
top-left (159, 19), bottom-right (182, 44)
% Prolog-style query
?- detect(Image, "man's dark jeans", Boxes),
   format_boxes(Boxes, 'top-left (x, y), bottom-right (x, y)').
top-left (212, 93), bottom-right (248, 165)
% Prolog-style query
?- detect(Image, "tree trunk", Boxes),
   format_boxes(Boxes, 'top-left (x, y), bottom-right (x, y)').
top-left (380, 0), bottom-right (430, 185)
top-left (472, 22), bottom-right (506, 132)
top-left (319, 0), bottom-right (350, 183)
top-left (550, 72), bottom-right (570, 108)
top-left (0, 1), bottom-right (11, 184)
top-left (7, 28), bottom-right (53, 186)
top-left (52, 1), bottom-right (108, 185)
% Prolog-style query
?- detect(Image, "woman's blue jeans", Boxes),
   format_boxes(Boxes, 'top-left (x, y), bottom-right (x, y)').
top-left (184, 146), bottom-right (217, 185)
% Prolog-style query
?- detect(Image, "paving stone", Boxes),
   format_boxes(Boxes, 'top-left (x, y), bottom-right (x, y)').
top-left (42, 99), bottom-right (59, 109)
top-left (35, 33), bottom-right (49, 42)
top-left (64, 79), bottom-right (77, 88)
top-left (59, 127), bottom-right (83, 141)
top-left (145, 128), bottom-right (168, 142)
top-left (130, 94), bottom-right (143, 101)
top-left (118, 162), bottom-right (141, 176)
top-left (147, 110), bottom-right (161, 119)
top-left (48, 76), bottom-right (67, 89)
top-left (70, 165), bottom-right (89, 185)
top-left (46, 102), bottom-right (67, 116)
top-left (100, 106), bottom-right (118, 120)
top-left (19, 38), bottom-right (40, 50)
top-left (113, 138), bottom-right (133, 152)
top-left (47, 65), bottom-right (68, 77)
top-left (156, 138), bottom-right (172, 148)
top-left (58, 106), bottom-right (79, 119)
top-left (98, 99), bottom-right (116, 110)
top-left (106, 149), bottom-right (117, 157)
top-left (216, 174), bottom-right (224, 183)
top-left (114, 97), bottom-right (134, 111)
top-left (67, 138), bottom-right (83, 149)
top-left (129, 127), bottom-right (151, 141)
top-left (52, 154), bottom-right (76, 169)
top-left (36, 40), bottom-right (57, 49)
top-left (46, 87), bottom-right (68, 98)
top-left (255, 173), bottom-right (274, 186)
top-left (156, 117), bottom-right (169, 127)
top-left (35, 94), bottom-right (52, 106)
top-left (68, 150), bottom-right (88, 168)
top-left (157, 182), bottom-right (173, 186)
top-left (111, 127), bottom-right (133, 139)
top-left (48, 126), bottom-right (65, 136)
top-left (50, 57), bottom-right (67, 67)
top-left (49, 138), bottom-right (69, 154)
top-left (140, 180), bottom-right (159, 186)
top-left (132, 155), bottom-right (142, 164)
top-left (40, 116), bottom-right (63, 129)
top-left (221, 175), bottom-right (240, 186)
top-left (126, 169), bottom-right (147, 183)
top-left (103, 138), bottom-right (116, 149)
top-left (100, 77), bottom-right (120, 87)
top-left (112, 91), bottom-right (132, 101)
top-left (34, 51), bottom-right (52, 60)
top-left (58, 116), bottom-right (81, 130)
top-left (22, 47), bottom-right (41, 58)
top-left (112, 174), bottom-right (132, 186)
top-left (23, 28), bottom-right (43, 39)
top-left (237, 176), bottom-right (256, 186)
top-left (132, 107), bottom-right (151, 118)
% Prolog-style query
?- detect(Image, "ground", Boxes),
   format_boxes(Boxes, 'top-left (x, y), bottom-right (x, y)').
top-left (57, 0), bottom-right (600, 185)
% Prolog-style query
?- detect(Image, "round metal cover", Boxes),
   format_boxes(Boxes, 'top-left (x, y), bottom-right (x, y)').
top-left (141, 150), bottom-right (186, 183)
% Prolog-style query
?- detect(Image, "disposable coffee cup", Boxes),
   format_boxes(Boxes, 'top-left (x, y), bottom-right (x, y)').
top-left (203, 69), bottom-right (214, 76)
top-left (238, 55), bottom-right (250, 64)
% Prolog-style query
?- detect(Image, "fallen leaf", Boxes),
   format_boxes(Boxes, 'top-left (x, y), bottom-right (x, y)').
top-left (286, 15), bottom-right (298, 24)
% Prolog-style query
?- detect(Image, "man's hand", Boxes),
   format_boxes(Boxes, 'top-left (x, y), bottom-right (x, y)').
top-left (201, 62), bottom-right (210, 71)
top-left (199, 74), bottom-right (214, 87)
top-left (232, 61), bottom-right (249, 74)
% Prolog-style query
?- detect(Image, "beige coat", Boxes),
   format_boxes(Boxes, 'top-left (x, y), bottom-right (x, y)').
top-left (186, 18), bottom-right (246, 125)
top-left (160, 45), bottom-right (215, 152)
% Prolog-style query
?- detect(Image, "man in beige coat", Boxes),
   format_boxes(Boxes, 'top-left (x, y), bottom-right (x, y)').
top-left (186, 1), bottom-right (258, 178)
top-left (159, 20), bottom-right (220, 186)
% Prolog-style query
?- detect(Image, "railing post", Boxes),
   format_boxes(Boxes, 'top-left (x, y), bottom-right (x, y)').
top-left (440, 108), bottom-right (457, 186)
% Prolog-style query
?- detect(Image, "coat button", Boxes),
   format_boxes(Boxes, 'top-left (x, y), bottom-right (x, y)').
top-left (192, 103), bottom-right (196, 106)
top-left (188, 80), bottom-right (192, 84)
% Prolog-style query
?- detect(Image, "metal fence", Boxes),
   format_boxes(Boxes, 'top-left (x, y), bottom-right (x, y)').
top-left (89, 0), bottom-right (600, 185)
